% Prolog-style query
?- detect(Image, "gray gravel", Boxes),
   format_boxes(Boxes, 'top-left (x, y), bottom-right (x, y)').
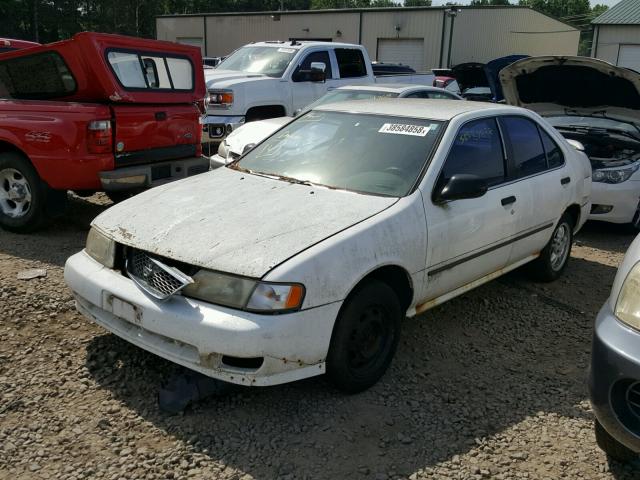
top-left (1, 194), bottom-right (639, 479)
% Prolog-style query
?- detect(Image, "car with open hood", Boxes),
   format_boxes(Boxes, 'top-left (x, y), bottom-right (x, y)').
top-left (65, 99), bottom-right (590, 392)
top-left (501, 56), bottom-right (640, 230)
top-left (211, 84), bottom-right (462, 168)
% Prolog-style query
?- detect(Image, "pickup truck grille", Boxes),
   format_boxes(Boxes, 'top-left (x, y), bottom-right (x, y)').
top-left (115, 144), bottom-right (197, 168)
top-left (125, 249), bottom-right (194, 300)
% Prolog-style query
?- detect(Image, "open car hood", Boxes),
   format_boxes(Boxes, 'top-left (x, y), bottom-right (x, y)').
top-left (500, 56), bottom-right (640, 125)
top-left (451, 62), bottom-right (488, 93)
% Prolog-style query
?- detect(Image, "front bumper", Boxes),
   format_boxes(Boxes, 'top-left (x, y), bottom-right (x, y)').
top-left (99, 156), bottom-right (209, 192)
top-left (202, 114), bottom-right (245, 141)
top-left (588, 180), bottom-right (640, 225)
top-left (589, 301), bottom-right (640, 453)
top-left (64, 251), bottom-right (340, 386)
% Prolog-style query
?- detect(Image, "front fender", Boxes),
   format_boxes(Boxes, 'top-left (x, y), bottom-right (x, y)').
top-left (264, 194), bottom-right (427, 310)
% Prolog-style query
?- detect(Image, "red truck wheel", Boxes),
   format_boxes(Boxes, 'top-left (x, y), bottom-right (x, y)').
top-left (0, 153), bottom-right (61, 233)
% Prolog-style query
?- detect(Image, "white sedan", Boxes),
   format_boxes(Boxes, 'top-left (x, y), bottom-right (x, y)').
top-left (212, 84), bottom-right (462, 168)
top-left (65, 99), bottom-right (590, 392)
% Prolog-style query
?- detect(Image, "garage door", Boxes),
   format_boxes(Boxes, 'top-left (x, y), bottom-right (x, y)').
top-left (377, 38), bottom-right (425, 71)
top-left (618, 45), bottom-right (640, 72)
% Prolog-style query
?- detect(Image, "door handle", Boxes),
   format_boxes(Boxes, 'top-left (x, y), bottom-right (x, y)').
top-left (501, 196), bottom-right (516, 206)
top-left (561, 177), bottom-right (571, 185)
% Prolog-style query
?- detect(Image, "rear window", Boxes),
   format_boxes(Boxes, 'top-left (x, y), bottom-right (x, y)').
top-left (106, 50), bottom-right (194, 91)
top-left (0, 51), bottom-right (76, 99)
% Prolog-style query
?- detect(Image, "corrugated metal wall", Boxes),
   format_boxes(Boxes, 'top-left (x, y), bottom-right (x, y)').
top-left (593, 25), bottom-right (640, 65)
top-left (450, 8), bottom-right (580, 64)
top-left (205, 12), bottom-right (360, 57)
top-left (156, 8), bottom-right (579, 68)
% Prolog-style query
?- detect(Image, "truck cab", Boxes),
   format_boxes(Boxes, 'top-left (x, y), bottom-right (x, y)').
top-left (203, 41), bottom-right (376, 140)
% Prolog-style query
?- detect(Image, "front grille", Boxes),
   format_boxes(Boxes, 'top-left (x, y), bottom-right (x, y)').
top-left (627, 382), bottom-right (640, 419)
top-left (126, 249), bottom-right (194, 300)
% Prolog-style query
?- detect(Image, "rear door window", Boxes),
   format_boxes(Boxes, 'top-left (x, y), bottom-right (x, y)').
top-left (0, 51), bottom-right (76, 99)
top-left (440, 117), bottom-right (505, 187)
top-left (539, 128), bottom-right (564, 169)
top-left (107, 50), bottom-right (194, 91)
top-left (499, 116), bottom-right (547, 179)
top-left (335, 48), bottom-right (367, 78)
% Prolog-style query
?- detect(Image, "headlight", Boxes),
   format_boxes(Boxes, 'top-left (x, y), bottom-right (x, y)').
top-left (85, 227), bottom-right (115, 268)
top-left (208, 89), bottom-right (233, 108)
top-left (592, 163), bottom-right (640, 183)
top-left (217, 140), bottom-right (230, 159)
top-left (182, 269), bottom-right (305, 312)
top-left (615, 261), bottom-right (640, 330)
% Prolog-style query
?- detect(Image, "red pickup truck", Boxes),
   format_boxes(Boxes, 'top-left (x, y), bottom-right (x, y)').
top-left (0, 32), bottom-right (208, 232)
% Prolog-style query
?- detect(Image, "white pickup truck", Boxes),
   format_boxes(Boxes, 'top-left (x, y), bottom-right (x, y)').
top-left (202, 40), bottom-right (434, 140)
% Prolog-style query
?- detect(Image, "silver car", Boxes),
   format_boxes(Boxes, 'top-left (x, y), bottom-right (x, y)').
top-left (590, 233), bottom-right (640, 462)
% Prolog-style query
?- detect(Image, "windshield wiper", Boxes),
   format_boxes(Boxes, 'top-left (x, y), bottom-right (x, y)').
top-left (236, 168), bottom-right (315, 186)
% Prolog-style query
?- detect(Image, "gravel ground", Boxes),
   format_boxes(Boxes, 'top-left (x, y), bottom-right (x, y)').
top-left (1, 194), bottom-right (639, 480)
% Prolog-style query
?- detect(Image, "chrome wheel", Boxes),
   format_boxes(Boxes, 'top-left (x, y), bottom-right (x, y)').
top-left (0, 168), bottom-right (32, 218)
top-left (550, 222), bottom-right (570, 271)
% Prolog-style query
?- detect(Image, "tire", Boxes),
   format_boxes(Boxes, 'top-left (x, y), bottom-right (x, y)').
top-left (528, 213), bottom-right (573, 282)
top-left (595, 419), bottom-right (638, 463)
top-left (0, 152), bottom-right (62, 233)
top-left (326, 280), bottom-right (402, 393)
top-left (105, 191), bottom-right (138, 204)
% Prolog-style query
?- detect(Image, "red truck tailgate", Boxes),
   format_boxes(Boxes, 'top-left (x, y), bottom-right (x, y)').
top-left (112, 104), bottom-right (201, 166)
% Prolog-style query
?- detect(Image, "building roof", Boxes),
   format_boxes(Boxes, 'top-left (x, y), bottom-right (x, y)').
top-left (315, 98), bottom-right (524, 121)
top-left (592, 0), bottom-right (640, 25)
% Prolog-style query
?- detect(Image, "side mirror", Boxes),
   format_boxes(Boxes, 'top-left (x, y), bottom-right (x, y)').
top-left (242, 143), bottom-right (256, 155)
top-left (294, 62), bottom-right (327, 83)
top-left (434, 174), bottom-right (488, 203)
top-left (566, 139), bottom-right (585, 152)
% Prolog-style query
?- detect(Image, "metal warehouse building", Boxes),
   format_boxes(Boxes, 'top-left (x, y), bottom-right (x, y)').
top-left (592, 0), bottom-right (640, 72)
top-left (156, 5), bottom-right (579, 70)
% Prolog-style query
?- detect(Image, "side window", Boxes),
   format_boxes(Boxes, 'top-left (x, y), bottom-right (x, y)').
top-left (292, 51), bottom-right (332, 82)
top-left (0, 51), bottom-right (77, 99)
top-left (335, 48), bottom-right (367, 78)
top-left (441, 118), bottom-right (505, 187)
top-left (539, 127), bottom-right (564, 169)
top-left (499, 116), bottom-right (547, 179)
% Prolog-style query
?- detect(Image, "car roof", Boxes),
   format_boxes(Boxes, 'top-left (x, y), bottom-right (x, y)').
top-left (336, 84), bottom-right (440, 94)
top-left (314, 98), bottom-right (525, 120)
top-left (248, 40), bottom-right (360, 49)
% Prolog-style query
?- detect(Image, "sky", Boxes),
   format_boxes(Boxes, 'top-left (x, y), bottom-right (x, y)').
top-left (429, 0), bottom-right (621, 5)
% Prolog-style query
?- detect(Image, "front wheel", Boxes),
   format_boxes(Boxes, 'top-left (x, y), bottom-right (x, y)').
top-left (595, 419), bottom-right (637, 463)
top-left (528, 213), bottom-right (573, 282)
top-left (0, 153), bottom-right (61, 233)
top-left (326, 280), bottom-right (402, 393)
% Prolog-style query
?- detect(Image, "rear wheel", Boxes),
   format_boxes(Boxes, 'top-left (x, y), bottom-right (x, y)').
top-left (595, 418), bottom-right (638, 463)
top-left (326, 280), bottom-right (402, 393)
top-left (0, 153), bottom-right (62, 233)
top-left (528, 213), bottom-right (573, 282)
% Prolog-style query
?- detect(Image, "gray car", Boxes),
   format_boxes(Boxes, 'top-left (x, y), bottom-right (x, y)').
top-left (590, 233), bottom-right (640, 462)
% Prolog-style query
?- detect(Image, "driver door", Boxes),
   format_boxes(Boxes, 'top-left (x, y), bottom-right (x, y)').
top-left (291, 50), bottom-right (333, 112)
top-left (421, 117), bottom-right (519, 301)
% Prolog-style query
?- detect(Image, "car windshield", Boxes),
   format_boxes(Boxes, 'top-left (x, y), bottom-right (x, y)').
top-left (306, 90), bottom-right (399, 110)
top-left (549, 115), bottom-right (640, 136)
top-left (216, 46), bottom-right (297, 77)
top-left (233, 110), bottom-right (443, 197)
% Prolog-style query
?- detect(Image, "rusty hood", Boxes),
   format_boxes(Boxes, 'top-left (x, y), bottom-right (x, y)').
top-left (93, 167), bottom-right (397, 278)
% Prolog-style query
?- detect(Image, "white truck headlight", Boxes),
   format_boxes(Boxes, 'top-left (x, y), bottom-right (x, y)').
top-left (615, 261), bottom-right (640, 330)
top-left (183, 269), bottom-right (305, 312)
top-left (208, 89), bottom-right (233, 108)
top-left (593, 163), bottom-right (640, 184)
top-left (85, 227), bottom-right (115, 268)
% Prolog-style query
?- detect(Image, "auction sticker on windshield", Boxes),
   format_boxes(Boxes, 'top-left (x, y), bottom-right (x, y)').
top-left (378, 123), bottom-right (431, 136)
